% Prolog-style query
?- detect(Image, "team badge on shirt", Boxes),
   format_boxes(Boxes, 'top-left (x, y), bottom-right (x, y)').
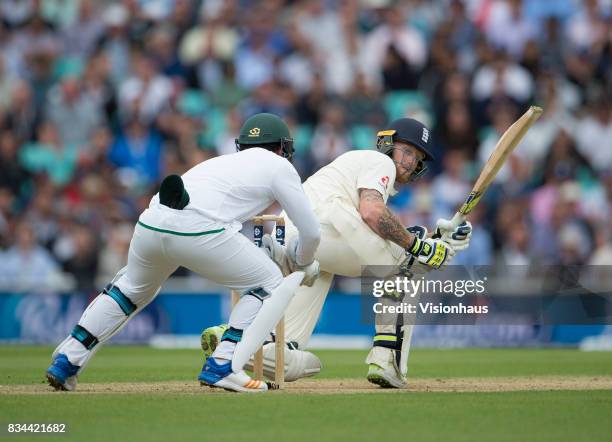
top-left (380, 176), bottom-right (389, 188)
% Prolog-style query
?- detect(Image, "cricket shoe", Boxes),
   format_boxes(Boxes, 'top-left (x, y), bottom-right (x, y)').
top-left (366, 347), bottom-right (407, 388)
top-left (46, 353), bottom-right (79, 391)
top-left (200, 324), bottom-right (322, 381)
top-left (198, 357), bottom-right (271, 393)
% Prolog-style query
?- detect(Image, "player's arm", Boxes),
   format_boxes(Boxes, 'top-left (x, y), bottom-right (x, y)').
top-left (272, 163), bottom-right (320, 266)
top-left (358, 188), bottom-right (415, 249)
top-left (358, 188), bottom-right (455, 269)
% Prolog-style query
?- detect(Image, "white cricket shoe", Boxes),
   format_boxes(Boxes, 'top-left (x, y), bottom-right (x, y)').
top-left (366, 347), bottom-right (407, 389)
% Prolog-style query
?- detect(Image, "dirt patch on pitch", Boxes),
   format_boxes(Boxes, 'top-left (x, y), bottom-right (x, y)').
top-left (288, 376), bottom-right (612, 394)
top-left (2, 376), bottom-right (612, 395)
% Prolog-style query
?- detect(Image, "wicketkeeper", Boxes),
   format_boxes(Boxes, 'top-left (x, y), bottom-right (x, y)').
top-left (202, 118), bottom-right (472, 388)
top-left (46, 113), bottom-right (320, 393)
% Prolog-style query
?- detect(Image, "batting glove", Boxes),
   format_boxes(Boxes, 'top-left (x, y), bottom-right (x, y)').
top-left (435, 218), bottom-right (472, 251)
top-left (407, 236), bottom-right (455, 269)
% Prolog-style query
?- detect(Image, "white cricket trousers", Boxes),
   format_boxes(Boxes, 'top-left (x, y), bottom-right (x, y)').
top-left (282, 196), bottom-right (406, 347)
top-left (54, 208), bottom-right (283, 371)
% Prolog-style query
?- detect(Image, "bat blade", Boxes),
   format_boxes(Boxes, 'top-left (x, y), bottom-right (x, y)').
top-left (458, 105), bottom-right (543, 218)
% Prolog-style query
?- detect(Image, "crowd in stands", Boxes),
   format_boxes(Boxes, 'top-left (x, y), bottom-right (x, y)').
top-left (0, 0), bottom-right (610, 293)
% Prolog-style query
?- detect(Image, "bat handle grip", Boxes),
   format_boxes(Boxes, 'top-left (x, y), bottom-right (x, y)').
top-left (432, 212), bottom-right (466, 239)
top-left (450, 212), bottom-right (466, 230)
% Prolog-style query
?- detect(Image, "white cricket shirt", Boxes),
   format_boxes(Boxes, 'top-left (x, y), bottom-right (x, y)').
top-left (140, 148), bottom-right (320, 265)
top-left (303, 150), bottom-right (398, 208)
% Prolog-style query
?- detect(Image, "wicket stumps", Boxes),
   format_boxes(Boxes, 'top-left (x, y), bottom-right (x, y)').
top-left (230, 215), bottom-right (286, 389)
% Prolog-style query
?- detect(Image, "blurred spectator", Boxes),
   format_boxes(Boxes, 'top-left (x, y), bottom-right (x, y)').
top-left (590, 224), bottom-right (612, 265)
top-left (208, 61), bottom-right (247, 110)
top-left (446, 0), bottom-right (479, 72)
top-left (19, 121), bottom-right (78, 187)
top-left (0, 132), bottom-right (31, 199)
top-left (118, 52), bottom-right (172, 123)
top-left (24, 183), bottom-right (59, 249)
top-left (539, 16), bottom-right (565, 71)
top-left (59, 223), bottom-right (99, 293)
top-left (179, 2), bottom-right (239, 90)
top-left (0, 221), bottom-right (62, 290)
top-left (13, 14), bottom-right (61, 77)
top-left (96, 223), bottom-right (133, 287)
top-left (361, 3), bottom-right (427, 90)
top-left (147, 25), bottom-right (191, 81)
top-left (0, 54), bottom-right (18, 112)
top-left (295, 72), bottom-right (330, 126)
top-left (310, 102), bottom-right (351, 170)
top-left (78, 126), bottom-right (115, 175)
top-left (472, 50), bottom-right (534, 107)
top-left (278, 28), bottom-right (318, 96)
top-left (558, 222), bottom-right (592, 266)
top-left (293, 0), bottom-right (358, 94)
top-left (215, 109), bottom-right (242, 156)
top-left (234, 8), bottom-right (286, 90)
top-left (485, 0), bottom-right (537, 59)
top-left (45, 74), bottom-right (104, 150)
top-left (62, 0), bottom-right (105, 60)
top-left (574, 97), bottom-right (612, 173)
top-left (342, 73), bottom-right (386, 128)
top-left (435, 100), bottom-right (479, 157)
top-left (431, 149), bottom-right (471, 221)
top-left (565, 0), bottom-right (608, 53)
top-left (98, 3), bottom-right (132, 86)
top-left (109, 118), bottom-right (163, 186)
top-left (0, 0), bottom-right (35, 28)
top-left (0, 187), bottom-right (13, 246)
top-left (530, 130), bottom-right (592, 226)
top-left (498, 219), bottom-right (532, 267)
top-left (82, 53), bottom-right (118, 125)
top-left (239, 81), bottom-right (290, 119)
top-left (7, 81), bottom-right (39, 142)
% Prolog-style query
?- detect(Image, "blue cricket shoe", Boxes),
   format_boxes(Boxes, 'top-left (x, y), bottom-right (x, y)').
top-left (46, 354), bottom-right (79, 391)
top-left (199, 357), bottom-right (270, 393)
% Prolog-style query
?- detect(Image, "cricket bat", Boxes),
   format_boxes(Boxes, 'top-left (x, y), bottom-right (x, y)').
top-left (447, 105), bottom-right (543, 229)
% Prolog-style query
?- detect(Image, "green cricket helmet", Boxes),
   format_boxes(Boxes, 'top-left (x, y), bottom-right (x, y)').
top-left (235, 113), bottom-right (294, 162)
top-left (376, 118), bottom-right (434, 181)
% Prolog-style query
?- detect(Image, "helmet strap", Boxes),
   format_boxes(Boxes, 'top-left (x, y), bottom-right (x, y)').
top-left (409, 161), bottom-right (428, 181)
top-left (280, 137), bottom-right (294, 162)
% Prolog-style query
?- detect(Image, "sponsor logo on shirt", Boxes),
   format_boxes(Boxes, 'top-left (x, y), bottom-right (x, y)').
top-left (380, 176), bottom-right (389, 188)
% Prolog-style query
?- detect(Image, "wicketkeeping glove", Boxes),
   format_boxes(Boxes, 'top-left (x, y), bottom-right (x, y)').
top-left (262, 234), bottom-right (320, 287)
top-left (434, 218), bottom-right (472, 251)
top-left (262, 234), bottom-right (292, 276)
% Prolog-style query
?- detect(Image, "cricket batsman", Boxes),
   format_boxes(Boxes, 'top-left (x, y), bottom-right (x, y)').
top-left (202, 118), bottom-right (472, 388)
top-left (46, 113), bottom-right (321, 393)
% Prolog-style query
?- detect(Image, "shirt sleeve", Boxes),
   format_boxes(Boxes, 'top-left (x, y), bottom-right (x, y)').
top-left (356, 154), bottom-right (397, 203)
top-left (272, 161), bottom-right (320, 266)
